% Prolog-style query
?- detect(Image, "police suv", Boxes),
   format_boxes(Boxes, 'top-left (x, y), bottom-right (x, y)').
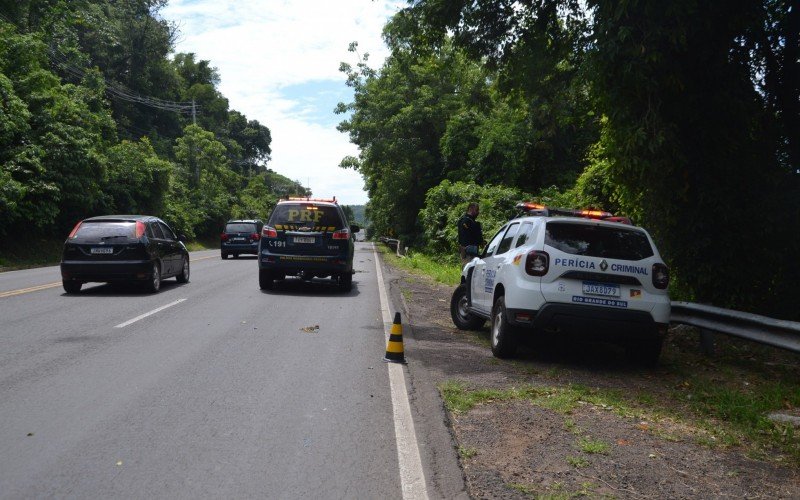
top-left (450, 203), bottom-right (670, 365)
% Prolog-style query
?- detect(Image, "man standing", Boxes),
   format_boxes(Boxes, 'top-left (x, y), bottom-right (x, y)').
top-left (457, 202), bottom-right (483, 266)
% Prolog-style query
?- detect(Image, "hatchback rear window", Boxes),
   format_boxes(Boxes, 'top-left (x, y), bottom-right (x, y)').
top-left (225, 223), bottom-right (257, 233)
top-left (268, 204), bottom-right (343, 229)
top-left (545, 222), bottom-right (654, 260)
top-left (73, 222), bottom-right (137, 240)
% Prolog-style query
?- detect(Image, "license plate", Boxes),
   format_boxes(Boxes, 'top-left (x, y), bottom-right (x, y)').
top-left (293, 236), bottom-right (315, 244)
top-left (582, 281), bottom-right (620, 297)
top-left (232, 238), bottom-right (246, 242)
top-left (91, 247), bottom-right (113, 254)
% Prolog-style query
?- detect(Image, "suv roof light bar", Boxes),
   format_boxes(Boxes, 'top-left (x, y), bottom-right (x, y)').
top-left (515, 202), bottom-right (631, 225)
top-left (284, 196), bottom-right (337, 204)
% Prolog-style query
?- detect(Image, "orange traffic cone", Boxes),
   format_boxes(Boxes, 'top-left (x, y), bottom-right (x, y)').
top-left (383, 312), bottom-right (407, 364)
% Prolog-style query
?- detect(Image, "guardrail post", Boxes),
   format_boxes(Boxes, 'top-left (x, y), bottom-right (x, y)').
top-left (699, 329), bottom-right (715, 356)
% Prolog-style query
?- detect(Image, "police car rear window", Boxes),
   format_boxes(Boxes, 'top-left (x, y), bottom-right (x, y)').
top-left (545, 222), bottom-right (653, 260)
top-left (73, 222), bottom-right (136, 241)
top-left (225, 223), bottom-right (257, 233)
top-left (268, 204), bottom-right (343, 229)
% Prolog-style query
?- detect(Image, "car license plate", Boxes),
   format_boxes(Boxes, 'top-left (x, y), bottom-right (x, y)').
top-left (233, 238), bottom-right (246, 242)
top-left (293, 236), bottom-right (315, 244)
top-left (582, 281), bottom-right (620, 297)
top-left (91, 247), bottom-right (113, 254)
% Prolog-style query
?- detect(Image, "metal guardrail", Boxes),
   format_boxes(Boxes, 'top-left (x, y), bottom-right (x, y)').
top-left (670, 301), bottom-right (800, 354)
top-left (378, 237), bottom-right (405, 257)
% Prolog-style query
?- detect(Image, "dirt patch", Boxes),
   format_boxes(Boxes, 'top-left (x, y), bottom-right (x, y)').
top-left (389, 261), bottom-right (800, 499)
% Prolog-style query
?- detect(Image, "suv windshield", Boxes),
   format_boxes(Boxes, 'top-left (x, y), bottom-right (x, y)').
top-left (225, 223), bottom-right (257, 233)
top-left (268, 203), bottom-right (343, 229)
top-left (73, 222), bottom-right (136, 241)
top-left (545, 221), bottom-right (654, 260)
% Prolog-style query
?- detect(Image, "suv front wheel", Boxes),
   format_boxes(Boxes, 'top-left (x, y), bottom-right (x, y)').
top-left (491, 296), bottom-right (518, 358)
top-left (450, 284), bottom-right (485, 330)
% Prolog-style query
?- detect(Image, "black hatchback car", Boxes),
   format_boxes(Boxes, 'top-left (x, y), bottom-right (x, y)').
top-left (221, 219), bottom-right (263, 259)
top-left (60, 215), bottom-right (190, 294)
top-left (258, 198), bottom-right (359, 291)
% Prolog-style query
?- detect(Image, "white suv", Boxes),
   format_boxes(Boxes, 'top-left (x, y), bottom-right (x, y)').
top-left (450, 204), bottom-right (670, 365)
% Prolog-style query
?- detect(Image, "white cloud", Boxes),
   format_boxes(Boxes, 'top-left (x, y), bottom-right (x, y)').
top-left (161, 0), bottom-right (402, 205)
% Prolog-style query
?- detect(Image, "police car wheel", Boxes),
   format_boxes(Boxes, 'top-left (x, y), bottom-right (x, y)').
top-left (259, 269), bottom-right (274, 290)
top-left (491, 296), bottom-right (518, 358)
top-left (450, 284), bottom-right (485, 330)
top-left (221, 252), bottom-right (229, 259)
top-left (625, 338), bottom-right (663, 367)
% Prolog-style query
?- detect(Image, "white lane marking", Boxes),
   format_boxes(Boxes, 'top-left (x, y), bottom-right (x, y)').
top-left (114, 298), bottom-right (187, 328)
top-left (373, 243), bottom-right (429, 500)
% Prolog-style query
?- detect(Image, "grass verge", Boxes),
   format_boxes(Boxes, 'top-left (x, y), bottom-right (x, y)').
top-left (376, 244), bottom-right (461, 286)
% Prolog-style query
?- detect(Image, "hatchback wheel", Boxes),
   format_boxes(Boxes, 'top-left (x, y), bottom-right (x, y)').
top-left (63, 280), bottom-right (82, 294)
top-left (176, 256), bottom-right (190, 283)
top-left (145, 262), bottom-right (161, 293)
top-left (491, 296), bottom-right (518, 358)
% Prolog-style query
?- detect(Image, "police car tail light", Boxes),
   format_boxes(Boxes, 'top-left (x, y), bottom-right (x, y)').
top-left (135, 221), bottom-right (146, 239)
top-left (221, 233), bottom-right (229, 241)
top-left (262, 226), bottom-right (278, 238)
top-left (332, 228), bottom-right (350, 240)
top-left (250, 232), bottom-right (260, 241)
top-left (652, 263), bottom-right (669, 289)
top-left (68, 221), bottom-right (83, 239)
top-left (525, 250), bottom-right (549, 276)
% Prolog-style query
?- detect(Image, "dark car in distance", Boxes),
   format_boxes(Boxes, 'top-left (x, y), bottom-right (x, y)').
top-left (258, 198), bottom-right (359, 291)
top-left (60, 215), bottom-right (190, 294)
top-left (220, 219), bottom-right (263, 259)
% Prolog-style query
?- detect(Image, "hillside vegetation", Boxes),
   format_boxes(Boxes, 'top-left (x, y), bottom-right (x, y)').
top-left (0, 0), bottom-right (307, 248)
top-left (337, 0), bottom-right (799, 319)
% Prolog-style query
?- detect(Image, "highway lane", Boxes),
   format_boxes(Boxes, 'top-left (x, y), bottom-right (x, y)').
top-left (0, 244), bottom-right (455, 498)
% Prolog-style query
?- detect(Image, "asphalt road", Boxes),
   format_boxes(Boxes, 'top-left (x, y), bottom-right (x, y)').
top-left (0, 244), bottom-right (464, 499)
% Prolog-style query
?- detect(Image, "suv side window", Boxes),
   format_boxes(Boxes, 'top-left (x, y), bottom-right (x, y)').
top-left (514, 222), bottom-right (533, 248)
top-left (483, 225), bottom-right (508, 257)
top-left (495, 223), bottom-right (520, 255)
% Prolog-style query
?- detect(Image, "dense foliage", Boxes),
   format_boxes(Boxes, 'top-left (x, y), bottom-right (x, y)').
top-left (0, 0), bottom-right (307, 243)
top-left (339, 0), bottom-right (799, 318)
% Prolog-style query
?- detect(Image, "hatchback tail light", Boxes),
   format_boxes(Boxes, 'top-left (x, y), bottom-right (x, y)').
top-left (67, 221), bottom-right (83, 239)
top-left (525, 250), bottom-right (549, 276)
top-left (221, 233), bottom-right (229, 241)
top-left (135, 221), bottom-right (146, 239)
top-left (262, 226), bottom-right (278, 238)
top-left (250, 232), bottom-right (260, 241)
top-left (332, 228), bottom-right (350, 240)
top-left (652, 263), bottom-right (669, 289)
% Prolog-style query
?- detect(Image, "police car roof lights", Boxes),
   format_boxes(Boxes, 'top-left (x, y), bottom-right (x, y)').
top-left (515, 202), bottom-right (631, 225)
top-left (284, 196), bottom-right (337, 204)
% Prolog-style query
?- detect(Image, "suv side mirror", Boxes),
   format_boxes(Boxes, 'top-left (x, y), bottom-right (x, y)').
top-left (178, 234), bottom-right (188, 243)
top-left (351, 224), bottom-right (360, 233)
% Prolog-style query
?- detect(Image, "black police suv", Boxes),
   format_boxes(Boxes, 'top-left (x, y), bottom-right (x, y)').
top-left (60, 215), bottom-right (190, 294)
top-left (258, 198), bottom-right (359, 291)
top-left (221, 219), bottom-right (263, 259)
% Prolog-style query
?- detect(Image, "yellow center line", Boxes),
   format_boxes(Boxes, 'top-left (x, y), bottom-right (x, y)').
top-left (0, 254), bottom-right (218, 298)
top-left (0, 282), bottom-right (62, 298)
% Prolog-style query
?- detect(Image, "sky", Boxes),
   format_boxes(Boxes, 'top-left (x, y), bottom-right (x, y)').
top-left (160, 0), bottom-right (403, 206)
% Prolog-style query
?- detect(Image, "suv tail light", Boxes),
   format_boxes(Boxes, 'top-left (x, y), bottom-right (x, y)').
top-left (68, 221), bottom-right (83, 239)
top-left (250, 232), bottom-right (260, 241)
top-left (135, 221), bottom-right (146, 239)
top-left (221, 233), bottom-right (229, 241)
top-left (525, 250), bottom-right (549, 276)
top-left (262, 226), bottom-right (278, 238)
top-left (652, 263), bottom-right (669, 289)
top-left (332, 228), bottom-right (350, 240)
